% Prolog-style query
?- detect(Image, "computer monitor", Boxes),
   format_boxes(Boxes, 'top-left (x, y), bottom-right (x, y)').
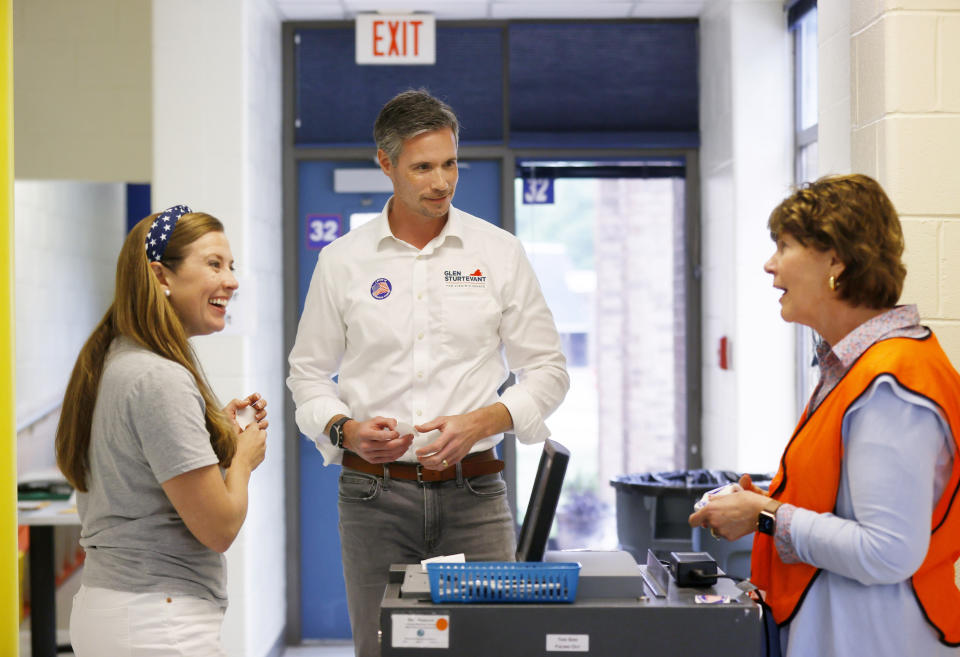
top-left (515, 439), bottom-right (570, 562)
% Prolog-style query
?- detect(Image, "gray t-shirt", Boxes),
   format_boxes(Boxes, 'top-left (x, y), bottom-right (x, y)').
top-left (78, 337), bottom-right (226, 606)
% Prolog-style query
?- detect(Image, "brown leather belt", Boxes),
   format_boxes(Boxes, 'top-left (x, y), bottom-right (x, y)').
top-left (341, 448), bottom-right (503, 483)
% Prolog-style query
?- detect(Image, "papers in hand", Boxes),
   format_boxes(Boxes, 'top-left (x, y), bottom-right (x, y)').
top-left (236, 405), bottom-right (256, 430)
top-left (421, 553), bottom-right (466, 572)
top-left (394, 421), bottom-right (416, 437)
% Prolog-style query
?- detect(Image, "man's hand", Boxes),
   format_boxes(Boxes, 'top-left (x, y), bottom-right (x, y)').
top-left (414, 403), bottom-right (512, 470)
top-left (341, 416), bottom-right (414, 464)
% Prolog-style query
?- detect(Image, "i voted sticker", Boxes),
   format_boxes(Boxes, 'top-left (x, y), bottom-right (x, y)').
top-left (371, 277), bottom-right (392, 300)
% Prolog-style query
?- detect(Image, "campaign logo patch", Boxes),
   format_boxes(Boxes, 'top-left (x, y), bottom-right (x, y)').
top-left (444, 268), bottom-right (487, 288)
top-left (370, 277), bottom-right (392, 300)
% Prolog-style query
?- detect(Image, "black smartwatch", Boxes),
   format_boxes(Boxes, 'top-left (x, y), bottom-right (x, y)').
top-left (329, 416), bottom-right (352, 449)
top-left (757, 500), bottom-right (780, 535)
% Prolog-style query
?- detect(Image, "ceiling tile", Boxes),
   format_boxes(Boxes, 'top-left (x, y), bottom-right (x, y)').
top-left (630, 2), bottom-right (702, 18)
top-left (491, 2), bottom-right (634, 19)
top-left (344, 0), bottom-right (491, 19)
top-left (276, 0), bottom-right (704, 21)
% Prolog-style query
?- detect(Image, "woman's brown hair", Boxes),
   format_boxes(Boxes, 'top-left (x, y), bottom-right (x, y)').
top-left (56, 212), bottom-right (237, 491)
top-left (768, 173), bottom-right (906, 309)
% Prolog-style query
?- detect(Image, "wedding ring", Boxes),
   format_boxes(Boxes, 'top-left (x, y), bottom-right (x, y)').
top-left (442, 459), bottom-right (449, 468)
top-left (710, 528), bottom-right (719, 539)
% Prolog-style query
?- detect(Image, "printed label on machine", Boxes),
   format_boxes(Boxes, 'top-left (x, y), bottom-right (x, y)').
top-left (391, 614), bottom-right (450, 649)
top-left (546, 634), bottom-right (589, 652)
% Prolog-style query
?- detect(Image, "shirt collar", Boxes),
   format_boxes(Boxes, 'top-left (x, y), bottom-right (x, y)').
top-left (374, 200), bottom-right (395, 247)
top-left (374, 197), bottom-right (464, 252)
top-left (819, 304), bottom-right (921, 369)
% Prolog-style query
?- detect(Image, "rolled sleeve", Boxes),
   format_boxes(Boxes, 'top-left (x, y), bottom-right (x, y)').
top-left (500, 384), bottom-right (551, 444)
top-left (286, 247), bottom-right (352, 466)
top-left (773, 503), bottom-right (801, 564)
top-left (497, 242), bottom-right (570, 444)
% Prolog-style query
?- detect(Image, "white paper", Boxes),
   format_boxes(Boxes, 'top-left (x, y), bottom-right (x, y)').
top-left (391, 614), bottom-right (450, 649)
top-left (421, 553), bottom-right (465, 572)
top-left (236, 405), bottom-right (256, 430)
top-left (546, 634), bottom-right (590, 652)
top-left (394, 420), bottom-right (416, 437)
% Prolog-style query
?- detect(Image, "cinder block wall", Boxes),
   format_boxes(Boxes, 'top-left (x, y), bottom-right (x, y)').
top-left (851, 1), bottom-right (960, 364)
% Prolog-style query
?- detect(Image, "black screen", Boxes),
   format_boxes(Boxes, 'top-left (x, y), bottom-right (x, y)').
top-left (515, 439), bottom-right (570, 562)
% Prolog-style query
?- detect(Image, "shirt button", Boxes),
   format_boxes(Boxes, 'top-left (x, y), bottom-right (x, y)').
top-left (417, 332), bottom-right (424, 340)
top-left (416, 409), bottom-right (422, 416)
top-left (417, 371), bottom-right (423, 378)
top-left (417, 293), bottom-right (423, 300)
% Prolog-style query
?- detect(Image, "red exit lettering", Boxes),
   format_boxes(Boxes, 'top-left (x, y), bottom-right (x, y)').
top-left (372, 19), bottom-right (423, 57)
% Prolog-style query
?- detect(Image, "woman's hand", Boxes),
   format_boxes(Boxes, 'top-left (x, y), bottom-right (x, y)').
top-left (688, 489), bottom-right (772, 541)
top-left (223, 392), bottom-right (268, 432)
top-left (163, 419), bottom-right (267, 553)
top-left (234, 420), bottom-right (267, 473)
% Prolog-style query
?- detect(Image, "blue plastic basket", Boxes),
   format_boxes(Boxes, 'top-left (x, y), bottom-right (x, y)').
top-left (426, 561), bottom-right (581, 603)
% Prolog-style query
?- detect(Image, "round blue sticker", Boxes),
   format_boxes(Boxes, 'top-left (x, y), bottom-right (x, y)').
top-left (370, 277), bottom-right (392, 300)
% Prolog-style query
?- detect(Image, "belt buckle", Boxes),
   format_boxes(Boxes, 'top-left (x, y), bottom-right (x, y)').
top-left (416, 463), bottom-right (424, 485)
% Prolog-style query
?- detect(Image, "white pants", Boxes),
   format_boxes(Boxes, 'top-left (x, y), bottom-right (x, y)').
top-left (70, 585), bottom-right (227, 657)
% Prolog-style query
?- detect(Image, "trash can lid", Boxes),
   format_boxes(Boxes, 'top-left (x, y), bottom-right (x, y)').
top-left (610, 469), bottom-right (772, 493)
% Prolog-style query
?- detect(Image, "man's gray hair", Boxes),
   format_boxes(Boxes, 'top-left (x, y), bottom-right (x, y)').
top-left (374, 89), bottom-right (460, 164)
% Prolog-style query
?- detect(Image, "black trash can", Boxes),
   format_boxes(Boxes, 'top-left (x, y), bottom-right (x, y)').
top-left (610, 470), bottom-right (772, 578)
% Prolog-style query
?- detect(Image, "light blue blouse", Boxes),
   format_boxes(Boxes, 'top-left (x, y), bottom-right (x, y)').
top-left (780, 377), bottom-right (957, 656)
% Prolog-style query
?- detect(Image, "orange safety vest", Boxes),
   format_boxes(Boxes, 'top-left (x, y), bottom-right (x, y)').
top-left (751, 333), bottom-right (960, 646)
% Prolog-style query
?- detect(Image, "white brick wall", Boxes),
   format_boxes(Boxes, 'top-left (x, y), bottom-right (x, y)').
top-left (818, 0), bottom-right (852, 176)
top-left (851, 1), bottom-right (960, 368)
top-left (14, 181), bottom-right (124, 452)
top-left (942, 16), bottom-right (960, 109)
top-left (901, 219), bottom-right (940, 317)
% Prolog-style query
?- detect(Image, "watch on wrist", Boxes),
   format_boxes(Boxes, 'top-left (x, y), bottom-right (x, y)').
top-left (329, 416), bottom-right (352, 449)
top-left (757, 499), bottom-right (780, 535)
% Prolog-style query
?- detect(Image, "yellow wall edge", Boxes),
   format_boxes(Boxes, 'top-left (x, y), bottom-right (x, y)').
top-left (1, 0), bottom-right (19, 654)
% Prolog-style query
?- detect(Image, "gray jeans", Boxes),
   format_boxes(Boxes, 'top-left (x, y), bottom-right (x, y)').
top-left (338, 468), bottom-right (516, 657)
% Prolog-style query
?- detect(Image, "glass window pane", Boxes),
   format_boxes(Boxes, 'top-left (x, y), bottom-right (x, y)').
top-left (797, 141), bottom-right (818, 184)
top-left (797, 9), bottom-right (818, 131)
top-left (514, 173), bottom-right (686, 551)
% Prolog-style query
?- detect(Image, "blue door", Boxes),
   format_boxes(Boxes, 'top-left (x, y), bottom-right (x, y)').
top-left (296, 158), bottom-right (501, 638)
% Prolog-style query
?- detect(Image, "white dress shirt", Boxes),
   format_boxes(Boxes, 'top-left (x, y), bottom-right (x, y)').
top-left (287, 200), bottom-right (570, 466)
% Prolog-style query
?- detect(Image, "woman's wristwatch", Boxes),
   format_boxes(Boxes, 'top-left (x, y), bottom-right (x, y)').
top-left (757, 499), bottom-right (782, 535)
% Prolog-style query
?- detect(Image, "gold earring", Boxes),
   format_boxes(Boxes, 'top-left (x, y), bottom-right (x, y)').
top-left (828, 275), bottom-right (836, 291)
top-left (164, 289), bottom-right (171, 297)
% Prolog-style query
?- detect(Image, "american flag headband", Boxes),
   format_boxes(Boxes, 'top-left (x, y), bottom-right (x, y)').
top-left (145, 205), bottom-right (192, 262)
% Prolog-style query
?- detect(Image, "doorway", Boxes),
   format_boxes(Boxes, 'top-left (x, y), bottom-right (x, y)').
top-left (513, 159), bottom-right (691, 550)
top-left (294, 158), bottom-right (501, 639)
top-left (284, 151), bottom-right (700, 641)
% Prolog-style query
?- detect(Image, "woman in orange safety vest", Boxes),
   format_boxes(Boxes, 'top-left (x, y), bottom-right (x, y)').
top-left (688, 174), bottom-right (960, 657)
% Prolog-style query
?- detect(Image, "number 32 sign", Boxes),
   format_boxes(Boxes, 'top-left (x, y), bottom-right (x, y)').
top-left (306, 214), bottom-right (342, 250)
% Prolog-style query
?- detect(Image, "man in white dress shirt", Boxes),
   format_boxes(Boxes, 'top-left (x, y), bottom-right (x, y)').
top-left (287, 89), bottom-right (569, 657)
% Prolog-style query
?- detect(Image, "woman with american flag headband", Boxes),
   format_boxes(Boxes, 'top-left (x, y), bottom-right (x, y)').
top-left (56, 206), bottom-right (269, 656)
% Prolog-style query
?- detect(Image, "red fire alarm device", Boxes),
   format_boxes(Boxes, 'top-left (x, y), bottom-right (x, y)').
top-left (718, 336), bottom-right (730, 370)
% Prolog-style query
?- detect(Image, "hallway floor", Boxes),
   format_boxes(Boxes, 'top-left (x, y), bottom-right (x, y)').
top-left (20, 636), bottom-right (356, 657)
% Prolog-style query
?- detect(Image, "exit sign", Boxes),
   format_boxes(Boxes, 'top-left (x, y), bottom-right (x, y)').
top-left (356, 14), bottom-right (436, 65)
